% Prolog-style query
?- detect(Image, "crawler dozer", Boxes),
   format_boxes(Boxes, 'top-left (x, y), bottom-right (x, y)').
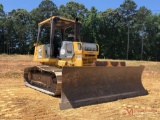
top-left (24, 16), bottom-right (147, 110)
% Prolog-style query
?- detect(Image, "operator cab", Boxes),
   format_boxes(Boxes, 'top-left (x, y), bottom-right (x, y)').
top-left (36, 16), bottom-right (81, 58)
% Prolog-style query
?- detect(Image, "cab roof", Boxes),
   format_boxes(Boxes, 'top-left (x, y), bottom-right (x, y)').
top-left (38, 16), bottom-right (81, 29)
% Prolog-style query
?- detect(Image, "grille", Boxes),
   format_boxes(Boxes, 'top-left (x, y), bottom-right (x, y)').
top-left (83, 55), bottom-right (96, 66)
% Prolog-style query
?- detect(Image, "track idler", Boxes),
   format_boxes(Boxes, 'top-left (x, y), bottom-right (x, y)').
top-left (24, 66), bottom-right (62, 96)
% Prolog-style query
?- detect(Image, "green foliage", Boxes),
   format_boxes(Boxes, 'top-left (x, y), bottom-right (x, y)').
top-left (59, 1), bottom-right (88, 21)
top-left (0, 1), bottom-right (160, 61)
top-left (0, 4), bottom-right (5, 53)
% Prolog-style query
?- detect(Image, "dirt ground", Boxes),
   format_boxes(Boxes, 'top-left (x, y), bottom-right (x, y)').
top-left (0, 54), bottom-right (160, 120)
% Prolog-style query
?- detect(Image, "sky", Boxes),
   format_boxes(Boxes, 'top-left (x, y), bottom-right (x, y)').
top-left (0, 0), bottom-right (160, 14)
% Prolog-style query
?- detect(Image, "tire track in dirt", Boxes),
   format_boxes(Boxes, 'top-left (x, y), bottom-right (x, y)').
top-left (0, 86), bottom-right (62, 120)
top-left (0, 89), bottom-right (21, 119)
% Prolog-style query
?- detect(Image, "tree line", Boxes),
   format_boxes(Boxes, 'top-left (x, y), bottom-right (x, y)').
top-left (0, 0), bottom-right (160, 61)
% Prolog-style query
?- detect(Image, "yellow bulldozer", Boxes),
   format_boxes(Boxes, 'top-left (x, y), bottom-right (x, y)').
top-left (24, 16), bottom-right (147, 110)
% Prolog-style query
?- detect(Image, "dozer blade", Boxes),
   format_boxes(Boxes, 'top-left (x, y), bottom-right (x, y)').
top-left (60, 66), bottom-right (147, 110)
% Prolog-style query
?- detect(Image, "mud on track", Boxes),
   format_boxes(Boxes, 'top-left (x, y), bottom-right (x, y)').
top-left (0, 54), bottom-right (160, 120)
